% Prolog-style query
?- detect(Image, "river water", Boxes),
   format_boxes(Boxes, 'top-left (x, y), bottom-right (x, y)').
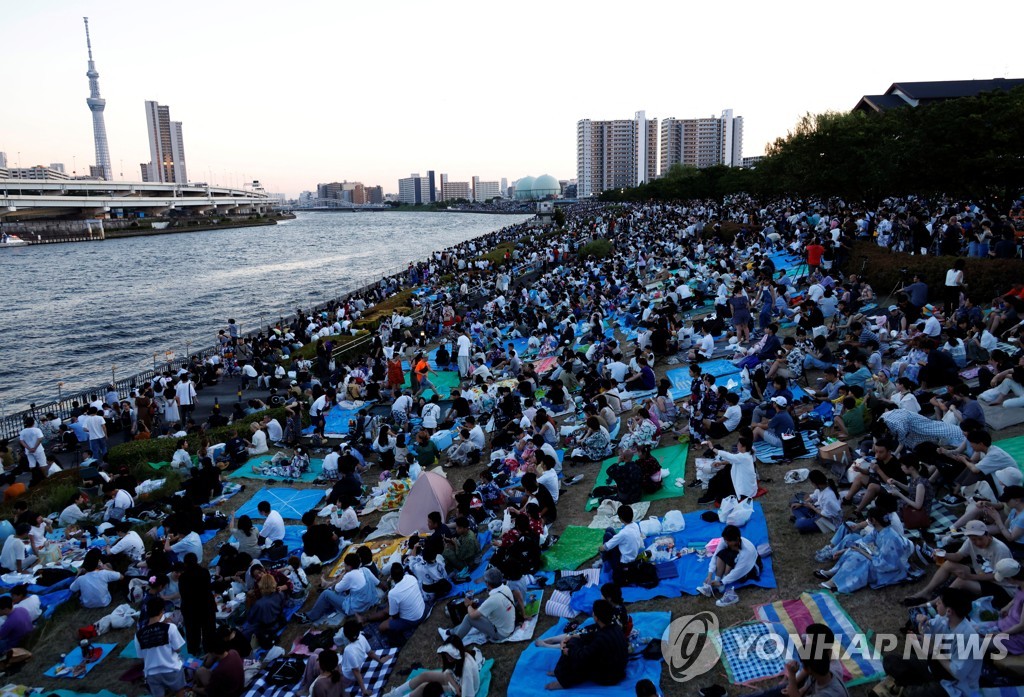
top-left (0, 211), bottom-right (530, 412)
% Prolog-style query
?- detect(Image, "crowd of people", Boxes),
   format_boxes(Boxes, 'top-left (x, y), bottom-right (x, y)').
top-left (2, 192), bottom-right (1024, 697)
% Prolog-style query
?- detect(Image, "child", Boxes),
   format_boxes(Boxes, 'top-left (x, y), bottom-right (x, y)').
top-left (338, 620), bottom-right (385, 694)
top-left (791, 470), bottom-right (842, 534)
top-left (477, 470), bottom-right (506, 513)
top-left (285, 556), bottom-right (310, 598)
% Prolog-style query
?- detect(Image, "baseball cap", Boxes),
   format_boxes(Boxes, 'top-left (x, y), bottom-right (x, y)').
top-left (999, 485), bottom-right (1024, 502)
top-left (995, 558), bottom-right (1023, 582)
top-left (771, 396), bottom-right (788, 407)
top-left (963, 520), bottom-right (989, 537)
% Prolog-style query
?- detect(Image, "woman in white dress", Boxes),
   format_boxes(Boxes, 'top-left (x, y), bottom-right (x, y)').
top-left (162, 385), bottom-right (180, 427)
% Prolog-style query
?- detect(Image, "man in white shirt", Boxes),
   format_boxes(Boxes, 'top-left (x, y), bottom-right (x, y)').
top-left (689, 325), bottom-right (716, 362)
top-left (10, 585), bottom-right (41, 622)
top-left (165, 526), bottom-right (204, 564)
top-left (603, 356), bottom-right (629, 384)
top-left (174, 375), bottom-right (197, 425)
top-left (59, 493), bottom-right (91, 527)
top-left (599, 505), bottom-right (645, 585)
top-left (70, 556), bottom-right (123, 608)
top-left (263, 416), bottom-right (284, 443)
top-left (257, 501), bottom-right (285, 548)
top-left (375, 564), bottom-right (425, 639)
top-left (457, 330), bottom-right (472, 378)
top-left (18, 417), bottom-right (47, 481)
top-left (391, 391), bottom-right (414, 425)
top-left (0, 526), bottom-right (35, 573)
top-left (464, 416), bottom-right (486, 451)
top-left (699, 525), bottom-right (762, 607)
top-left (697, 435), bottom-right (758, 505)
top-left (170, 439), bottom-right (192, 470)
top-left (109, 522), bottom-right (146, 562)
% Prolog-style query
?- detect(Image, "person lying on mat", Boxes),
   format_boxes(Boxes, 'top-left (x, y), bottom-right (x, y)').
top-left (545, 599), bottom-right (628, 690)
top-left (697, 524), bottom-right (763, 608)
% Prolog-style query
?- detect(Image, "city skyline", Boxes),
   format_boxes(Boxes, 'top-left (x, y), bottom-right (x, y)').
top-left (1, 1), bottom-right (1020, 198)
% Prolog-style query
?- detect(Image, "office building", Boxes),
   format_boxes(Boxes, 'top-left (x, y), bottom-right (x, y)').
top-left (659, 109), bottom-right (744, 173)
top-left (142, 101), bottom-right (187, 184)
top-left (441, 181), bottom-right (472, 201)
top-left (8, 166), bottom-right (72, 180)
top-left (472, 177), bottom-right (501, 202)
top-left (500, 178), bottom-right (508, 197)
top-left (366, 186), bottom-right (384, 204)
top-left (576, 110), bottom-right (658, 198)
top-left (742, 156), bottom-right (765, 169)
top-left (398, 173), bottom-right (435, 205)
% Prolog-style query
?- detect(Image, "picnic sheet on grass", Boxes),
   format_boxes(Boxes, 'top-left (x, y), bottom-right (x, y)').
top-left (301, 402), bottom-right (374, 437)
top-left (403, 370), bottom-right (461, 398)
top-left (588, 500), bottom-right (651, 529)
top-left (585, 442), bottom-right (689, 511)
top-left (541, 526), bottom-right (606, 571)
top-left (328, 536), bottom-right (407, 579)
top-left (983, 404), bottom-right (1024, 431)
top-left (44, 643), bottom-right (117, 678)
top-left (462, 590), bottom-right (542, 645)
top-left (665, 367), bottom-right (742, 400)
top-left (508, 612), bottom-right (670, 697)
top-left (712, 590), bottom-right (885, 686)
top-left (752, 432), bottom-right (817, 464)
top-left (228, 455), bottom-right (325, 482)
top-left (998, 434), bottom-right (1024, 471)
top-left (569, 503), bottom-right (776, 613)
top-left (235, 487), bottom-right (325, 520)
top-left (410, 658), bottom-right (494, 697)
top-left (693, 358), bottom-right (742, 378)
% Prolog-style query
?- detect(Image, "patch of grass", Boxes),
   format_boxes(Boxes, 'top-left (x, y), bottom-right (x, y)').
top-left (292, 331), bottom-right (369, 360)
top-left (0, 470), bottom-right (81, 521)
top-left (352, 290), bottom-right (415, 330)
top-left (577, 238), bottom-right (613, 259)
top-left (478, 242), bottom-right (515, 266)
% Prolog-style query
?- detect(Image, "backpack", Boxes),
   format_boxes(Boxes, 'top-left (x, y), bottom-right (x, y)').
top-left (264, 655), bottom-right (306, 686)
top-left (493, 533), bottom-right (541, 579)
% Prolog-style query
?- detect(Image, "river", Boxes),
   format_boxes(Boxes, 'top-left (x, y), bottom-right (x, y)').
top-left (0, 211), bottom-right (531, 412)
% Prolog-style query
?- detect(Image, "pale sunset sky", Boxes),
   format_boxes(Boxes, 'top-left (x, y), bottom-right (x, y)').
top-left (1, 0), bottom-right (1020, 197)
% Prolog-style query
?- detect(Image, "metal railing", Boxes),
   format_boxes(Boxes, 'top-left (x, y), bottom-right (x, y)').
top-left (0, 241), bottom-right (545, 443)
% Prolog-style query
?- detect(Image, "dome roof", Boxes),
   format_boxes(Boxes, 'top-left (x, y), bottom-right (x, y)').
top-left (514, 176), bottom-right (535, 201)
top-left (532, 174), bottom-right (560, 197)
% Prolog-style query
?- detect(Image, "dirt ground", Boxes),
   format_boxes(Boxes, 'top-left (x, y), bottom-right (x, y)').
top-left (21, 344), bottom-right (1024, 697)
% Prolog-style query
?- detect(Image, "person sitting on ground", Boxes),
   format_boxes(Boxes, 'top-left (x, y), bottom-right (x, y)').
top-left (384, 635), bottom-right (484, 697)
top-left (790, 470), bottom-right (843, 535)
top-left (598, 455), bottom-right (644, 505)
top-left (305, 623), bottom-right (384, 697)
top-left (698, 524), bottom-right (763, 608)
top-left (359, 563), bottom-right (426, 644)
top-left (598, 505), bottom-right (644, 587)
top-left (406, 539), bottom-right (451, 602)
top-left (8, 584), bottom-right (40, 623)
top-left (0, 596), bottom-right (33, 653)
top-left (546, 599), bottom-right (629, 691)
top-left (696, 435), bottom-right (757, 505)
top-left (904, 519), bottom-right (1016, 607)
top-left (816, 507), bottom-right (910, 593)
top-left (297, 552), bottom-right (381, 625)
top-left (445, 567), bottom-right (516, 643)
top-left (568, 416), bottom-right (613, 464)
top-left (193, 636), bottom-right (245, 697)
top-left (536, 582), bottom-right (633, 649)
top-left (240, 573), bottom-right (287, 648)
top-left (246, 423), bottom-right (269, 456)
top-left (0, 524), bottom-right (36, 573)
top-left (740, 623), bottom-right (846, 697)
top-left (447, 429), bottom-right (481, 468)
top-left (884, 587), bottom-right (981, 697)
top-left (257, 500), bottom-right (286, 548)
top-left (442, 516), bottom-right (480, 573)
top-left (301, 510), bottom-right (340, 562)
top-left (58, 492), bottom-right (93, 527)
top-left (70, 550), bottom-right (123, 609)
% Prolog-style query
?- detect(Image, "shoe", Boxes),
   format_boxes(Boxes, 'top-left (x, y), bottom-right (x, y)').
top-left (565, 474), bottom-right (585, 486)
top-left (295, 612), bottom-right (312, 624)
top-left (697, 495), bottom-right (716, 505)
top-left (697, 583), bottom-right (714, 597)
top-left (814, 546), bottom-right (834, 563)
top-left (716, 589), bottom-right (739, 607)
top-left (813, 570), bottom-right (832, 580)
top-left (437, 627), bottom-right (451, 641)
top-left (698, 687), bottom-right (728, 697)
top-left (686, 479), bottom-right (700, 488)
top-left (819, 582), bottom-right (833, 590)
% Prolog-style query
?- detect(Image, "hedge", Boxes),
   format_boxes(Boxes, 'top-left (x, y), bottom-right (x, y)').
top-left (478, 242), bottom-right (515, 266)
top-left (293, 331), bottom-right (369, 360)
top-left (851, 241), bottom-right (1024, 305)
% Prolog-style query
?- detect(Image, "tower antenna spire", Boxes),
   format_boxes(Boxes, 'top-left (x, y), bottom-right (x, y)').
top-left (83, 17), bottom-right (112, 181)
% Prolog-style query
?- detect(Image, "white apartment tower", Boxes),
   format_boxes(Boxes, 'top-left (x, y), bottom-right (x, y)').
top-left (143, 101), bottom-right (187, 184)
top-left (660, 109), bottom-right (744, 174)
top-left (576, 110), bottom-right (658, 197)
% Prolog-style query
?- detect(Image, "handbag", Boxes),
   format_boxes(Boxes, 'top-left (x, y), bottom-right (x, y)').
top-left (901, 504), bottom-right (931, 531)
top-left (265, 541), bottom-right (288, 561)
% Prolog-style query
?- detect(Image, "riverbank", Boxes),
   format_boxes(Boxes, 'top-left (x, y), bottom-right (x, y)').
top-left (105, 216), bottom-right (281, 239)
top-left (2, 213), bottom-right (295, 245)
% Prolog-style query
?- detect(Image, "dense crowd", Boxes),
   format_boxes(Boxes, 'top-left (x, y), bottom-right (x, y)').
top-left (5, 192), bottom-right (1024, 697)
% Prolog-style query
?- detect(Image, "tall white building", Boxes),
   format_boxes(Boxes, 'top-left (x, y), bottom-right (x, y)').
top-left (659, 109), bottom-right (744, 173)
top-left (474, 181), bottom-right (501, 202)
top-left (0, 152), bottom-right (7, 169)
top-left (500, 177), bottom-right (508, 197)
top-left (576, 110), bottom-right (658, 198)
top-left (398, 173), bottom-right (434, 205)
top-left (142, 101), bottom-right (187, 184)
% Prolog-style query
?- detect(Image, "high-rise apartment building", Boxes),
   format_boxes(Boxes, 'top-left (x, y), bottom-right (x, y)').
top-left (659, 109), bottom-right (744, 174)
top-left (366, 186), bottom-right (384, 204)
top-left (576, 110), bottom-right (658, 198)
top-left (441, 181), bottom-right (472, 201)
top-left (398, 173), bottom-right (435, 205)
top-left (474, 181), bottom-right (501, 202)
top-left (142, 101), bottom-right (187, 184)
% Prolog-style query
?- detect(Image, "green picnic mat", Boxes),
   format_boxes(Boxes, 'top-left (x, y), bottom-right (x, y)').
top-left (147, 455), bottom-right (198, 471)
top-left (402, 370), bottom-right (461, 398)
top-left (996, 434), bottom-right (1024, 475)
top-left (584, 442), bottom-right (689, 511)
top-left (541, 525), bottom-right (605, 571)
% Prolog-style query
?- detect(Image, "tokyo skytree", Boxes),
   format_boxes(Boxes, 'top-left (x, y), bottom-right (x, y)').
top-left (83, 17), bottom-right (112, 181)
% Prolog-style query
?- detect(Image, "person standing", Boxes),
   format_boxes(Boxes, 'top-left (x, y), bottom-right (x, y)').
top-left (134, 601), bottom-right (187, 697)
top-left (457, 328), bottom-right (472, 379)
top-left (179, 553), bottom-right (217, 655)
top-left (18, 417), bottom-right (47, 485)
top-left (174, 374), bottom-right (197, 426)
top-left (85, 406), bottom-right (108, 462)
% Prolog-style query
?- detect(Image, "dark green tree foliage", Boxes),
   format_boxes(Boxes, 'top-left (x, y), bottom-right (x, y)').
top-left (602, 86), bottom-right (1024, 203)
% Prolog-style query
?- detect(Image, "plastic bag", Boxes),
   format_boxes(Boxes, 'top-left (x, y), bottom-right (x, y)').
top-left (784, 468), bottom-right (810, 484)
top-left (719, 495), bottom-right (753, 526)
top-left (662, 510), bottom-right (686, 533)
top-left (639, 516), bottom-right (662, 536)
top-left (718, 496), bottom-right (738, 523)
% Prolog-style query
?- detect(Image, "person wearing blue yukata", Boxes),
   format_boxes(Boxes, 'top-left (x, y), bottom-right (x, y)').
top-left (815, 508), bottom-right (910, 593)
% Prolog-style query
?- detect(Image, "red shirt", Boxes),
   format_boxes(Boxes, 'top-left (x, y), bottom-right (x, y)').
top-left (806, 244), bottom-right (825, 266)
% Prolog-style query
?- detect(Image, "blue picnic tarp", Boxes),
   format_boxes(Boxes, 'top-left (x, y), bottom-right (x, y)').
top-left (235, 488), bottom-right (325, 520)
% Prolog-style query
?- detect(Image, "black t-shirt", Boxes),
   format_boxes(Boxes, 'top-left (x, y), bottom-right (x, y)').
top-left (533, 486), bottom-right (558, 523)
top-left (452, 397), bottom-right (472, 418)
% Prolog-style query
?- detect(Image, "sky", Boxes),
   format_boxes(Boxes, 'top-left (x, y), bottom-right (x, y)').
top-left (1, 0), bottom-right (1021, 198)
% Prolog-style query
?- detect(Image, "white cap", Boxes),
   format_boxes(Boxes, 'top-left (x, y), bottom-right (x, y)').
top-left (771, 396), bottom-right (788, 407)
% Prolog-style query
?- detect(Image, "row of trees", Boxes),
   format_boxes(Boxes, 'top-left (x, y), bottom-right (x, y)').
top-left (602, 86), bottom-right (1024, 205)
